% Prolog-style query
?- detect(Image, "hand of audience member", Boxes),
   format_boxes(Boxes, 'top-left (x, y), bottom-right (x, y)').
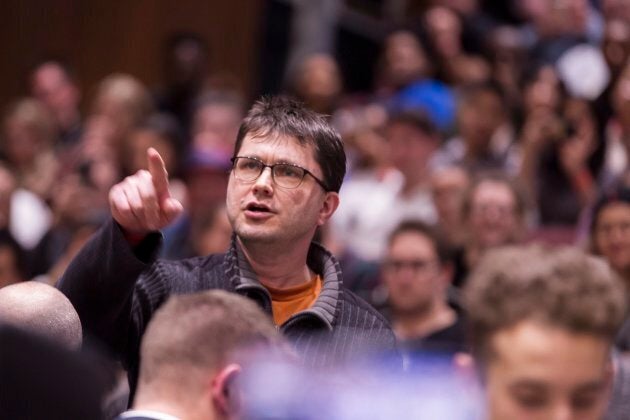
top-left (109, 148), bottom-right (183, 236)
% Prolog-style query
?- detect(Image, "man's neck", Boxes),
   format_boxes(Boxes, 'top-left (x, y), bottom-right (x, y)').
top-left (128, 402), bottom-right (187, 420)
top-left (238, 237), bottom-right (314, 288)
top-left (393, 300), bottom-right (456, 341)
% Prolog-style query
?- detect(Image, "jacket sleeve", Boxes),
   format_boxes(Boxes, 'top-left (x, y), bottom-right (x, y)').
top-left (57, 218), bottom-right (163, 362)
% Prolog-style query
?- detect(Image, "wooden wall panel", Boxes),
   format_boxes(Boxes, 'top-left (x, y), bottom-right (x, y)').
top-left (0, 0), bottom-right (264, 109)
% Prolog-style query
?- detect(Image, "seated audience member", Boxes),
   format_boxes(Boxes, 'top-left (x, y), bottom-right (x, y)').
top-left (334, 110), bottom-right (439, 262)
top-left (160, 150), bottom-right (231, 260)
top-left (452, 174), bottom-right (528, 287)
top-left (590, 183), bottom-right (630, 287)
top-left (1, 97), bottom-right (60, 203)
top-left (589, 183), bottom-right (630, 352)
top-left (90, 73), bottom-right (154, 166)
top-left (463, 245), bottom-right (626, 420)
top-left (430, 165), bottom-right (471, 248)
top-left (190, 90), bottom-right (244, 158)
top-left (0, 280), bottom-right (81, 349)
top-left (422, 6), bottom-right (493, 87)
top-left (433, 82), bottom-right (518, 176)
top-left (117, 290), bottom-right (286, 420)
top-left (519, 67), bottom-right (601, 232)
top-left (381, 220), bottom-right (465, 361)
top-left (30, 58), bottom-right (83, 148)
top-left (288, 53), bottom-right (343, 116)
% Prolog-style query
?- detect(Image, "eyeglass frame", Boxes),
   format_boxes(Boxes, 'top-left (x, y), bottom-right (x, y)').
top-left (230, 156), bottom-right (329, 191)
top-left (381, 258), bottom-right (440, 275)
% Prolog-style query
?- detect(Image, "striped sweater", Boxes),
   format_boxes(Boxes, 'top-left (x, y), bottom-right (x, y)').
top-left (59, 219), bottom-right (399, 390)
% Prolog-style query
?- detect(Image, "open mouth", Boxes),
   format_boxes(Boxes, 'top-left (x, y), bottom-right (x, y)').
top-left (246, 203), bottom-right (272, 214)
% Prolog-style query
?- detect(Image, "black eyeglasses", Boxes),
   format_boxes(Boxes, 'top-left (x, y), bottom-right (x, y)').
top-left (382, 259), bottom-right (438, 274)
top-left (231, 156), bottom-right (329, 190)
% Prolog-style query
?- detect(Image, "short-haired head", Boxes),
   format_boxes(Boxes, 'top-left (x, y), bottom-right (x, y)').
top-left (461, 172), bottom-right (528, 221)
top-left (0, 281), bottom-right (82, 350)
top-left (388, 219), bottom-right (452, 265)
top-left (29, 56), bottom-right (78, 85)
top-left (386, 109), bottom-right (438, 139)
top-left (463, 245), bottom-right (626, 363)
top-left (3, 98), bottom-right (56, 147)
top-left (138, 290), bottom-right (285, 397)
top-left (91, 73), bottom-right (153, 126)
top-left (233, 96), bottom-right (346, 193)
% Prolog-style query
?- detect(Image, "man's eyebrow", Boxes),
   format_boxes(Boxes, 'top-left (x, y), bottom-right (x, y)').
top-left (508, 380), bottom-right (548, 391)
top-left (573, 381), bottom-right (606, 394)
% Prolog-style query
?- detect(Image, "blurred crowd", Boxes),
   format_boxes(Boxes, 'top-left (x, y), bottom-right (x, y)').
top-left (5, 0), bottom-right (630, 419)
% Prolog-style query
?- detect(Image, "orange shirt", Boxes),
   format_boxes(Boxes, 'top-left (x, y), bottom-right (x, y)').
top-left (263, 275), bottom-right (322, 326)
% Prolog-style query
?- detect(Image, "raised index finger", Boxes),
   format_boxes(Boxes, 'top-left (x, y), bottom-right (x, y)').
top-left (147, 147), bottom-right (170, 200)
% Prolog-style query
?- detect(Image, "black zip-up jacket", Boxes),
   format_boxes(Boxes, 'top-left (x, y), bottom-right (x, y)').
top-left (58, 219), bottom-right (399, 391)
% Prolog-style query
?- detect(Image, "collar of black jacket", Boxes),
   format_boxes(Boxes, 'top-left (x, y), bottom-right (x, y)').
top-left (223, 235), bottom-right (342, 331)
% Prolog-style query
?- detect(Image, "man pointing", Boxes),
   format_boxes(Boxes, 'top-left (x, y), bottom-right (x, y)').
top-left (59, 96), bottom-right (398, 393)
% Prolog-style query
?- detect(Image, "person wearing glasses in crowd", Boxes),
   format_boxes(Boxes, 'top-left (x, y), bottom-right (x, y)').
top-left (58, 96), bottom-right (399, 396)
top-left (380, 220), bottom-right (465, 366)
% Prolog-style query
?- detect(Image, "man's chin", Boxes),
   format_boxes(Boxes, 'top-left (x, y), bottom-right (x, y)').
top-left (235, 228), bottom-right (279, 244)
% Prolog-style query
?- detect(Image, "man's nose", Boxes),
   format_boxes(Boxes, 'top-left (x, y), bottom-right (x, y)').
top-left (252, 166), bottom-right (274, 194)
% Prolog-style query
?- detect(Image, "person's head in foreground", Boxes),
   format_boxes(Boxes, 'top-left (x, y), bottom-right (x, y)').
top-left (0, 280), bottom-right (82, 350)
top-left (463, 245), bottom-right (626, 420)
top-left (131, 290), bottom-right (287, 420)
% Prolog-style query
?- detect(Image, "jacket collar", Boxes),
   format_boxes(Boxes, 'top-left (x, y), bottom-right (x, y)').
top-left (223, 235), bottom-right (341, 330)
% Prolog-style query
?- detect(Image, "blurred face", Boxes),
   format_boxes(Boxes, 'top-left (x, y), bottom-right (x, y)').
top-left (468, 180), bottom-right (521, 248)
top-left (485, 321), bottom-right (611, 420)
top-left (296, 54), bottom-right (342, 105)
top-left (31, 63), bottom-right (79, 128)
top-left (594, 202), bottom-right (630, 276)
top-left (431, 166), bottom-right (469, 223)
top-left (192, 104), bottom-right (242, 156)
top-left (523, 66), bottom-right (561, 114)
top-left (226, 134), bottom-right (339, 249)
top-left (384, 31), bottom-right (428, 88)
top-left (424, 6), bottom-right (462, 58)
top-left (382, 230), bottom-right (447, 314)
top-left (127, 129), bottom-right (176, 174)
top-left (3, 118), bottom-right (40, 167)
top-left (386, 121), bottom-right (438, 176)
top-left (603, 20), bottom-right (630, 74)
top-left (458, 90), bottom-right (504, 150)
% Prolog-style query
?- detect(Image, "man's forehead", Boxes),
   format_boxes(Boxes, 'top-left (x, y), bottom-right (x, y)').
top-left (240, 132), bottom-right (315, 156)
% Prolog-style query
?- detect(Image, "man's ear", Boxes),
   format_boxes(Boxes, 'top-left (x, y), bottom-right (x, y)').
top-left (317, 192), bottom-right (340, 226)
top-left (210, 363), bottom-right (242, 417)
top-left (453, 352), bottom-right (479, 383)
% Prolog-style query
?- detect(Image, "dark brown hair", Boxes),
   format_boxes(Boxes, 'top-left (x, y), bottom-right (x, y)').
top-left (233, 96), bottom-right (346, 192)
top-left (388, 219), bottom-right (452, 265)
